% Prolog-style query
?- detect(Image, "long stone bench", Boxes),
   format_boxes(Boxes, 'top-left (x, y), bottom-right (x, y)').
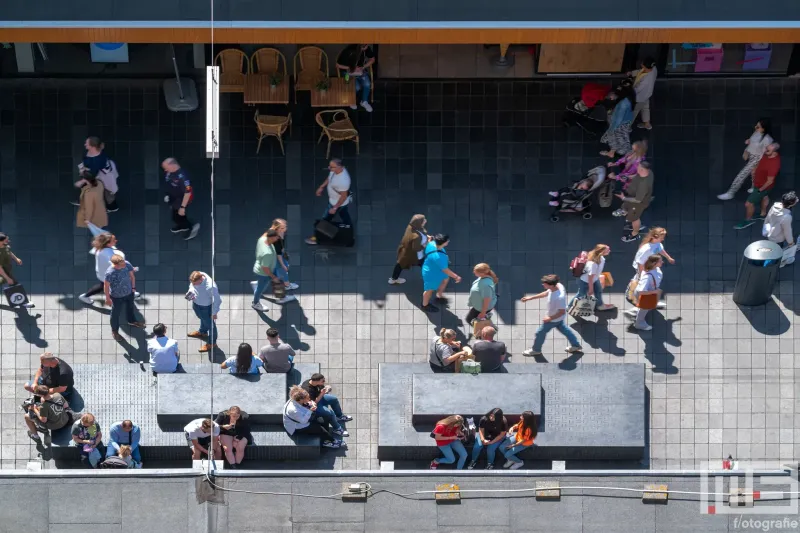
top-left (49, 363), bottom-right (321, 464)
top-left (378, 363), bottom-right (646, 463)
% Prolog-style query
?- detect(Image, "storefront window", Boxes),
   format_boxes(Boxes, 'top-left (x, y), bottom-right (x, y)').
top-left (664, 43), bottom-right (793, 75)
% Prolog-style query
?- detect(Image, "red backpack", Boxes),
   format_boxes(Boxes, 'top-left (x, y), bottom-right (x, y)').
top-left (569, 251), bottom-right (588, 277)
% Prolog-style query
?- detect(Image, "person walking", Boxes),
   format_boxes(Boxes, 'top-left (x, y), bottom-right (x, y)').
top-left (763, 191), bottom-right (797, 250)
top-left (76, 136), bottom-right (119, 212)
top-left (429, 415), bottom-right (468, 470)
top-left (270, 218), bottom-right (300, 293)
top-left (79, 229), bottom-right (139, 305)
top-left (389, 214), bottom-right (429, 285)
top-left (305, 159), bottom-right (353, 245)
top-left (600, 82), bottom-right (636, 159)
top-left (76, 172), bottom-right (108, 230)
top-left (735, 143), bottom-right (781, 230)
top-left (718, 119), bottom-right (774, 201)
top-left (625, 254), bottom-right (663, 331)
top-left (251, 229), bottom-right (295, 312)
top-left (0, 232), bottom-right (35, 309)
top-left (607, 140), bottom-right (647, 191)
top-left (104, 255), bottom-right (145, 340)
top-left (186, 271), bottom-right (221, 353)
top-left (421, 234), bottom-right (461, 313)
top-left (336, 44), bottom-right (375, 113)
top-left (629, 57), bottom-right (657, 130)
top-left (521, 274), bottom-right (582, 357)
top-left (162, 157), bottom-right (200, 240)
top-left (466, 263), bottom-right (498, 324)
top-left (614, 161), bottom-right (654, 242)
top-left (570, 244), bottom-right (615, 311)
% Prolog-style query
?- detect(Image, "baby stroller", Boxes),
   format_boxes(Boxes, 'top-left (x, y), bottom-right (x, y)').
top-left (566, 82), bottom-right (612, 121)
top-left (549, 166), bottom-right (607, 222)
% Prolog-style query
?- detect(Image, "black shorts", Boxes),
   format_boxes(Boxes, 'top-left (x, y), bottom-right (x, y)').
top-left (185, 433), bottom-right (211, 451)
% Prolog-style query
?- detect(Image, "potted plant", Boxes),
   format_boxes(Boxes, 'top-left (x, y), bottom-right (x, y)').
top-left (315, 77), bottom-right (330, 94)
top-left (268, 72), bottom-right (283, 90)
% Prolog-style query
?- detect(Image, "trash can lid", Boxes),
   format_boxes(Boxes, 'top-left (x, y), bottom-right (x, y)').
top-left (743, 240), bottom-right (783, 260)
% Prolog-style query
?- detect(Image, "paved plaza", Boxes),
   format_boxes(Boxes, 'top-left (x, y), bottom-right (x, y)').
top-left (0, 77), bottom-right (798, 470)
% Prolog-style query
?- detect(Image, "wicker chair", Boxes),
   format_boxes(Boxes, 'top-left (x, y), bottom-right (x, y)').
top-left (214, 49), bottom-right (249, 93)
top-left (293, 46), bottom-right (329, 103)
top-left (315, 109), bottom-right (359, 159)
top-left (251, 47), bottom-right (287, 77)
top-left (255, 110), bottom-right (292, 155)
top-left (335, 48), bottom-right (374, 102)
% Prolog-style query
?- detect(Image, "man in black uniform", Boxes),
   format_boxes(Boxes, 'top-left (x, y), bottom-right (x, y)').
top-left (162, 157), bottom-right (200, 241)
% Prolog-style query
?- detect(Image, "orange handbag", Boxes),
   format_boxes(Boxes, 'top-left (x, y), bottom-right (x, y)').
top-left (635, 290), bottom-right (661, 310)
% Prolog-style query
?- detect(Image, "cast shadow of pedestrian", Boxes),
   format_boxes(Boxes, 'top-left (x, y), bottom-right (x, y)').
top-left (253, 304), bottom-right (313, 352)
top-left (115, 323), bottom-right (148, 363)
top-left (736, 299), bottom-right (791, 336)
top-left (570, 310), bottom-right (626, 358)
top-left (635, 315), bottom-right (682, 375)
top-left (0, 305), bottom-right (47, 348)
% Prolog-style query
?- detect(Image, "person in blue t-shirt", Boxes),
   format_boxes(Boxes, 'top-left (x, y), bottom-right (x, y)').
top-left (220, 343), bottom-right (263, 375)
top-left (420, 234), bottom-right (462, 313)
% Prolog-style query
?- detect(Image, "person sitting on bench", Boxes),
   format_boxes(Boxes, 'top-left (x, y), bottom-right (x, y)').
top-left (283, 386), bottom-right (342, 449)
top-left (184, 418), bottom-right (221, 460)
top-left (429, 328), bottom-right (469, 373)
top-left (472, 327), bottom-right (507, 373)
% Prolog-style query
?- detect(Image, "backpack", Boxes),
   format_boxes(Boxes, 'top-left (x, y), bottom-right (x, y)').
top-left (100, 455), bottom-right (129, 469)
top-left (569, 251), bottom-right (589, 277)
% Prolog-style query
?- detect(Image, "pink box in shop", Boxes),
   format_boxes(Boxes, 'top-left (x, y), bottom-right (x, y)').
top-left (695, 46), bottom-right (723, 72)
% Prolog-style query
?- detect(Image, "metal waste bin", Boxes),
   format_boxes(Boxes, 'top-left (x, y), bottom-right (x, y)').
top-left (732, 240), bottom-right (783, 306)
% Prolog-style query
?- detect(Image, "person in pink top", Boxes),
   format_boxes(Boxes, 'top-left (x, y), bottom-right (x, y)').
top-left (608, 140), bottom-right (648, 191)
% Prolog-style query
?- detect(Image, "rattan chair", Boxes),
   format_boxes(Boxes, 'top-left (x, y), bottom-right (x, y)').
top-left (315, 109), bottom-right (359, 159)
top-left (255, 110), bottom-right (292, 155)
top-left (293, 46), bottom-right (329, 103)
top-left (251, 47), bottom-right (287, 77)
top-left (335, 47), bottom-right (374, 103)
top-left (214, 49), bottom-right (249, 93)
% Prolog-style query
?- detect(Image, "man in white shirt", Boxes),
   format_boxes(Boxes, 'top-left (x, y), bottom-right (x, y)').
top-left (628, 57), bottom-right (657, 131)
top-left (305, 159), bottom-right (352, 245)
top-left (520, 274), bottom-right (582, 357)
top-left (147, 323), bottom-right (180, 374)
top-left (184, 418), bottom-right (221, 460)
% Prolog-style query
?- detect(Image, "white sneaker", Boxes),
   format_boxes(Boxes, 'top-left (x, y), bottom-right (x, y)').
top-left (251, 302), bottom-right (268, 312)
top-left (360, 101), bottom-right (373, 113)
top-left (717, 192), bottom-right (734, 201)
top-left (503, 460), bottom-right (514, 469)
top-left (78, 294), bottom-right (94, 305)
top-left (624, 308), bottom-right (638, 317)
top-left (388, 278), bottom-right (406, 285)
top-left (349, 104), bottom-right (358, 110)
top-left (522, 349), bottom-right (542, 357)
top-left (656, 301), bottom-right (666, 309)
top-left (285, 282), bottom-right (299, 291)
top-left (21, 302), bottom-right (35, 309)
top-left (634, 323), bottom-right (653, 331)
top-left (747, 187), bottom-right (754, 193)
top-left (185, 223), bottom-right (200, 241)
top-left (134, 291), bottom-right (142, 300)
top-left (276, 295), bottom-right (297, 304)
top-left (510, 461), bottom-right (524, 470)
top-left (565, 345), bottom-right (582, 353)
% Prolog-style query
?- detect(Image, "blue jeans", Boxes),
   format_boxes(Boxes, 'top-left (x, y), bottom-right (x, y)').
top-left (252, 274), bottom-right (271, 304)
top-left (275, 260), bottom-right (290, 283)
top-left (437, 439), bottom-right (468, 469)
top-left (77, 444), bottom-right (103, 467)
top-left (110, 293), bottom-right (137, 333)
top-left (107, 443), bottom-right (141, 463)
top-left (532, 320), bottom-right (581, 352)
top-left (323, 202), bottom-right (353, 227)
top-left (471, 437), bottom-right (503, 464)
top-left (570, 279), bottom-right (604, 307)
top-left (192, 303), bottom-right (217, 344)
top-left (355, 74), bottom-right (371, 102)
top-left (502, 436), bottom-right (531, 463)
top-left (317, 394), bottom-right (343, 430)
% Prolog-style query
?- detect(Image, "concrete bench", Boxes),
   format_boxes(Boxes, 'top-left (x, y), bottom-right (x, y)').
top-left (157, 372), bottom-right (288, 425)
top-left (49, 363), bottom-right (321, 464)
top-left (378, 363), bottom-right (646, 463)
top-left (411, 374), bottom-right (541, 425)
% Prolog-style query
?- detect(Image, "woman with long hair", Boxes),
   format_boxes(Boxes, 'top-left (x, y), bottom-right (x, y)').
top-left (608, 140), bottom-right (648, 190)
top-left (215, 405), bottom-right (252, 468)
top-left (466, 263), bottom-right (499, 324)
top-left (221, 343), bottom-right (263, 374)
top-left (390, 214), bottom-right (429, 285)
top-left (632, 227), bottom-right (675, 277)
top-left (625, 254), bottom-right (663, 331)
top-left (468, 407), bottom-right (508, 470)
top-left (718, 118), bottom-right (774, 201)
top-left (600, 82), bottom-right (636, 160)
top-left (570, 244), bottom-right (615, 311)
top-left (282, 385), bottom-right (342, 449)
top-left (429, 328), bottom-right (469, 373)
top-left (502, 411), bottom-right (538, 470)
top-left (79, 232), bottom-right (119, 305)
top-left (420, 233), bottom-right (461, 312)
top-left (430, 415), bottom-right (467, 470)
top-left (76, 171), bottom-right (108, 230)
top-left (270, 218), bottom-right (300, 292)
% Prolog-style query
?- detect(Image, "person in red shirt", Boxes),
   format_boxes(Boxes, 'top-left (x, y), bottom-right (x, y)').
top-left (429, 415), bottom-right (467, 470)
top-left (736, 143), bottom-right (781, 230)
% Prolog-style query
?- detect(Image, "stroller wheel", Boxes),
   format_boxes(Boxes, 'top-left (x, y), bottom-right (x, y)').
top-left (550, 215), bottom-right (560, 223)
top-left (582, 212), bottom-right (593, 220)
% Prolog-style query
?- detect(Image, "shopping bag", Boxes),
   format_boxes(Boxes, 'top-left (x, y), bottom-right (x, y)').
top-left (625, 276), bottom-right (638, 304)
top-left (601, 272), bottom-right (614, 287)
top-left (460, 359), bottom-right (482, 375)
top-left (471, 317), bottom-right (494, 339)
top-left (3, 284), bottom-right (29, 307)
top-left (568, 296), bottom-right (596, 318)
top-left (781, 243), bottom-right (797, 268)
top-left (635, 290), bottom-right (662, 310)
top-left (455, 346), bottom-right (474, 373)
top-left (272, 280), bottom-right (286, 300)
